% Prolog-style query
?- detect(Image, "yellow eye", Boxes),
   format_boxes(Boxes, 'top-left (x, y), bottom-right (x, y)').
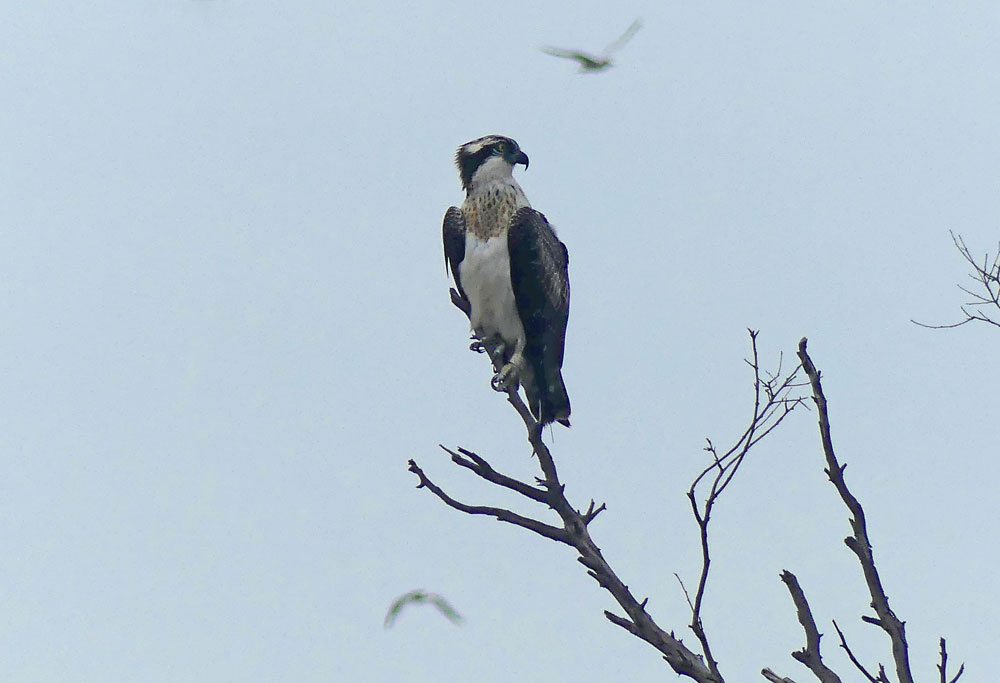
top-left (496, 142), bottom-right (507, 154)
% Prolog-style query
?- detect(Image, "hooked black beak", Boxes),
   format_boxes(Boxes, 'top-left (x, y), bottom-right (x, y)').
top-left (513, 150), bottom-right (529, 169)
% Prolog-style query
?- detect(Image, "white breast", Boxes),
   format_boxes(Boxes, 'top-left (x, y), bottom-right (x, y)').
top-left (459, 232), bottom-right (526, 347)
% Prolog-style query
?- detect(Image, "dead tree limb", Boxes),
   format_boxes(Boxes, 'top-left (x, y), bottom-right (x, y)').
top-left (912, 231), bottom-right (1000, 329)
top-left (937, 637), bottom-right (965, 683)
top-left (410, 402), bottom-right (721, 681)
top-left (778, 571), bottom-right (842, 683)
top-left (411, 317), bottom-right (718, 681)
top-left (412, 319), bottom-right (803, 682)
top-left (796, 338), bottom-right (913, 683)
top-left (761, 669), bottom-right (801, 683)
top-left (832, 620), bottom-right (885, 683)
top-left (685, 330), bottom-right (805, 679)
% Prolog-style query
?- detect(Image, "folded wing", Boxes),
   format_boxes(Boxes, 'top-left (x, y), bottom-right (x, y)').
top-left (442, 207), bottom-right (470, 317)
top-left (507, 207), bottom-right (571, 426)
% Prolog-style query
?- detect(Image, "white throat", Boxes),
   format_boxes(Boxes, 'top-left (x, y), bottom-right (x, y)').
top-left (469, 156), bottom-right (522, 194)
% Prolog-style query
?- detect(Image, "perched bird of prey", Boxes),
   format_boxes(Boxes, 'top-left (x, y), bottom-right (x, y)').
top-left (542, 18), bottom-right (642, 73)
top-left (443, 135), bottom-right (571, 427)
top-left (383, 589), bottom-right (463, 628)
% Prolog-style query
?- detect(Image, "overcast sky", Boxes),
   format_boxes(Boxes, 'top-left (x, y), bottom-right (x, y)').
top-left (3, 2), bottom-right (998, 681)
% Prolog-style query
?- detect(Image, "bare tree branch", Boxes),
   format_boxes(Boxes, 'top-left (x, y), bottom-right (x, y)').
top-left (684, 330), bottom-right (806, 680)
top-left (441, 445), bottom-right (550, 504)
top-left (778, 571), bottom-right (842, 683)
top-left (832, 620), bottom-right (884, 683)
top-left (797, 338), bottom-right (914, 683)
top-left (937, 637), bottom-right (965, 683)
top-left (407, 459), bottom-right (571, 544)
top-left (412, 332), bottom-right (728, 682)
top-left (938, 638), bottom-right (947, 683)
top-left (761, 669), bottom-right (801, 683)
top-left (912, 231), bottom-right (1000, 329)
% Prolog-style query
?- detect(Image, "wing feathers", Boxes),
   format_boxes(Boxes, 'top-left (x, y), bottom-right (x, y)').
top-left (507, 207), bottom-right (571, 426)
top-left (442, 207), bottom-right (469, 316)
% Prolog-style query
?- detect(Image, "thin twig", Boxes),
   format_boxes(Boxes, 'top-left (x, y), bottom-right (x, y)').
top-left (582, 499), bottom-right (607, 525)
top-left (674, 573), bottom-right (695, 614)
top-left (832, 620), bottom-right (883, 683)
top-left (912, 232), bottom-right (1000, 329)
top-left (683, 330), bottom-right (806, 680)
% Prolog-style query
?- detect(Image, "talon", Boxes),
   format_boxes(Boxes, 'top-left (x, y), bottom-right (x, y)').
top-left (470, 340), bottom-right (487, 353)
top-left (491, 363), bottom-right (519, 392)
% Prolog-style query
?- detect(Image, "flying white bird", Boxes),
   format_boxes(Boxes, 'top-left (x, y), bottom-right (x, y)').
top-left (542, 19), bottom-right (642, 73)
top-left (383, 590), bottom-right (463, 628)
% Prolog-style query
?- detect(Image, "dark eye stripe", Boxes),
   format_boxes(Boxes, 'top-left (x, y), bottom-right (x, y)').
top-left (455, 136), bottom-right (520, 190)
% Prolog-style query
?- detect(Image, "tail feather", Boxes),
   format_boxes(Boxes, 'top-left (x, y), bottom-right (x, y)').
top-left (529, 370), bottom-right (571, 427)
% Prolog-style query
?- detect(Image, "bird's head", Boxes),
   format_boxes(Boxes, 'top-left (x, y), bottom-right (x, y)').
top-left (455, 135), bottom-right (529, 192)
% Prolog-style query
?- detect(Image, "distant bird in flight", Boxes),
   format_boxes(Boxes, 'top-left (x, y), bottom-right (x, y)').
top-left (384, 590), bottom-right (462, 628)
top-left (443, 135), bottom-right (571, 427)
top-left (542, 19), bottom-right (642, 73)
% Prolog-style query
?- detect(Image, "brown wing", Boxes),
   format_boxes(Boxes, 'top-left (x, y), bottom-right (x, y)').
top-left (442, 207), bottom-right (470, 317)
top-left (507, 207), bottom-right (571, 426)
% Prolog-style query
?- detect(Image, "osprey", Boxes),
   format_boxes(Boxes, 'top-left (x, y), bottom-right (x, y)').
top-left (443, 135), bottom-right (571, 427)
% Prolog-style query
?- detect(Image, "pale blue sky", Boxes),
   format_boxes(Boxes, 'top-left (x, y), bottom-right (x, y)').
top-left (2, 2), bottom-right (998, 681)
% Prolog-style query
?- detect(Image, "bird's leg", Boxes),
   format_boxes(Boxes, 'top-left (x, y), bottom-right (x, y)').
top-left (487, 340), bottom-right (507, 370)
top-left (469, 330), bottom-right (519, 392)
top-left (492, 345), bottom-right (525, 393)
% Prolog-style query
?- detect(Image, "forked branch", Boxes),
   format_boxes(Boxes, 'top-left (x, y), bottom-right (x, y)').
top-left (413, 321), bottom-right (807, 682)
top-left (796, 338), bottom-right (913, 683)
top-left (771, 341), bottom-right (965, 683)
top-left (912, 231), bottom-right (1000, 330)
top-left (412, 316), bottom-right (722, 681)
top-left (685, 330), bottom-right (806, 678)
top-left (832, 620), bottom-right (885, 683)
top-left (937, 637), bottom-right (965, 683)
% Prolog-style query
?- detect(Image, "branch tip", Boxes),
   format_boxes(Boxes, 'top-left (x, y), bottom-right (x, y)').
top-left (798, 340), bottom-right (915, 683)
